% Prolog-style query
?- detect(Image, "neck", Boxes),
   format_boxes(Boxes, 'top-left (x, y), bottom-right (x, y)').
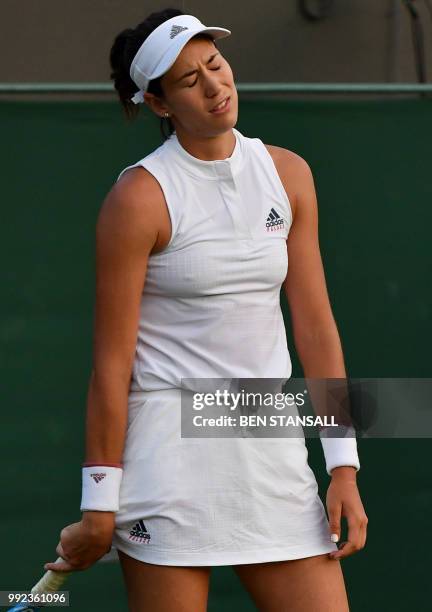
top-left (173, 127), bottom-right (236, 161)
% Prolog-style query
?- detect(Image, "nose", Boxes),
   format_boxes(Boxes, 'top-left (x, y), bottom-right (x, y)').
top-left (203, 70), bottom-right (222, 98)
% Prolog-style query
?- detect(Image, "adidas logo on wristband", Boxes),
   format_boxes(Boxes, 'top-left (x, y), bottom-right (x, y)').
top-left (81, 465), bottom-right (123, 512)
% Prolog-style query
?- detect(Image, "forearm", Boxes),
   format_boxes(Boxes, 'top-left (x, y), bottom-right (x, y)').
top-left (84, 369), bottom-right (130, 464)
top-left (294, 322), bottom-right (346, 378)
top-left (293, 323), bottom-right (360, 476)
top-left (295, 323), bottom-right (350, 422)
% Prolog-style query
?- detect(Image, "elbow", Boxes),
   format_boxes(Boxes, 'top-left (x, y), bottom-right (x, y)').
top-left (90, 363), bottom-right (133, 391)
top-left (293, 319), bottom-right (340, 350)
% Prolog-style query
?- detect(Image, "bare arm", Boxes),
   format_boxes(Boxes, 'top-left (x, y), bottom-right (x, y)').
top-left (280, 153), bottom-right (346, 378)
top-left (268, 146), bottom-right (356, 465)
top-left (266, 145), bottom-right (345, 376)
top-left (266, 147), bottom-right (367, 561)
top-left (85, 168), bottom-right (163, 465)
top-left (44, 169), bottom-right (168, 570)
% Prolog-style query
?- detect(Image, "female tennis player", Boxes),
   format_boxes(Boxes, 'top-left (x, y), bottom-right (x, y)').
top-left (45, 8), bottom-right (368, 611)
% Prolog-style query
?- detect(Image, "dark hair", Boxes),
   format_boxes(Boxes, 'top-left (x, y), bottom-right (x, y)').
top-left (110, 8), bottom-right (181, 139)
top-left (110, 8), bottom-right (215, 140)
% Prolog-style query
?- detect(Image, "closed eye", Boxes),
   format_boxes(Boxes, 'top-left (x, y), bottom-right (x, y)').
top-left (188, 66), bottom-right (222, 87)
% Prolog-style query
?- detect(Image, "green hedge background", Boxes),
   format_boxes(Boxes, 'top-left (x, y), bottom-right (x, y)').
top-left (1, 98), bottom-right (431, 609)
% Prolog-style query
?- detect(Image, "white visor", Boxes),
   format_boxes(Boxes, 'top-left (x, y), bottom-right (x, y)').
top-left (129, 15), bottom-right (231, 104)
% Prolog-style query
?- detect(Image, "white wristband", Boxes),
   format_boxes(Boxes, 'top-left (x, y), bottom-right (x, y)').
top-left (80, 466), bottom-right (123, 512)
top-left (319, 431), bottom-right (360, 476)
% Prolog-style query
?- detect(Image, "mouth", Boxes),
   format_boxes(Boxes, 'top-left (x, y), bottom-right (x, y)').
top-left (209, 96), bottom-right (231, 114)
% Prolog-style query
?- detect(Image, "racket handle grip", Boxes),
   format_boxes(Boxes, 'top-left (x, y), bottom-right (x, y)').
top-left (31, 557), bottom-right (71, 594)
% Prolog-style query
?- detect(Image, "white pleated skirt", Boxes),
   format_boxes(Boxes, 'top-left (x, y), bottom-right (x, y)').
top-left (112, 388), bottom-right (338, 566)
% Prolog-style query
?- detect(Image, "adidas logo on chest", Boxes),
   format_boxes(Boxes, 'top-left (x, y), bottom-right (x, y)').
top-left (266, 207), bottom-right (285, 232)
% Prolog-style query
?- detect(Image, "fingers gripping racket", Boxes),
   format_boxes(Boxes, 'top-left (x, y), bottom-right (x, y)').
top-left (6, 549), bottom-right (118, 611)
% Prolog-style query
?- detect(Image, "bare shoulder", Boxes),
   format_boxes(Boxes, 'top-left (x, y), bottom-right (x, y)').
top-left (106, 166), bottom-right (165, 216)
top-left (98, 166), bottom-right (171, 254)
top-left (264, 144), bottom-right (311, 175)
top-left (264, 145), bottom-right (314, 219)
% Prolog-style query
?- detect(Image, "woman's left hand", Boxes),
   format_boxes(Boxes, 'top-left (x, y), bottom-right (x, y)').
top-left (326, 466), bottom-right (368, 560)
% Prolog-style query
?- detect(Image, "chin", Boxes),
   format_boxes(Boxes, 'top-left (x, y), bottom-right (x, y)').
top-left (193, 108), bottom-right (239, 138)
top-left (211, 108), bottom-right (239, 134)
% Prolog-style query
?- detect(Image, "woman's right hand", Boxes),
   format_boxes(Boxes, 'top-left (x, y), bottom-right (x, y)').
top-left (44, 511), bottom-right (115, 572)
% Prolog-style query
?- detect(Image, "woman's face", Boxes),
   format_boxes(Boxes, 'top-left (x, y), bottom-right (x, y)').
top-left (145, 36), bottom-right (238, 138)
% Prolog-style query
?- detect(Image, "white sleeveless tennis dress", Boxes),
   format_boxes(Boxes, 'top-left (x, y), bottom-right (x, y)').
top-left (111, 128), bottom-right (352, 566)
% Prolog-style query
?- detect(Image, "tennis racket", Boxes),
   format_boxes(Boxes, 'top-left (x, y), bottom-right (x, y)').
top-left (6, 548), bottom-right (118, 611)
top-left (7, 557), bottom-right (71, 611)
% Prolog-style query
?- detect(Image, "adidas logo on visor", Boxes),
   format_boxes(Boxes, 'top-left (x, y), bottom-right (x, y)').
top-left (170, 25), bottom-right (189, 39)
top-left (266, 207), bottom-right (285, 232)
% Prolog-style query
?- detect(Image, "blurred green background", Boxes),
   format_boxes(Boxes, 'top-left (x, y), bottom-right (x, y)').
top-left (1, 98), bottom-right (431, 609)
